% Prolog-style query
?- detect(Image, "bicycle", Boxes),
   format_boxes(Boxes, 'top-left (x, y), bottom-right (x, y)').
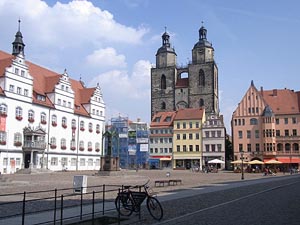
top-left (115, 180), bottom-right (163, 221)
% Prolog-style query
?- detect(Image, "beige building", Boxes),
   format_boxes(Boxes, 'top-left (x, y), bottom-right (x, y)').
top-left (232, 81), bottom-right (300, 170)
top-left (173, 108), bottom-right (205, 170)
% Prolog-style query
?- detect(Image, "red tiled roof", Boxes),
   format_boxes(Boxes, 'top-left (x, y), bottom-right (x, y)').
top-left (150, 111), bottom-right (177, 127)
top-left (261, 89), bottom-right (300, 114)
top-left (0, 50), bottom-right (92, 116)
top-left (174, 108), bottom-right (204, 120)
top-left (175, 78), bottom-right (188, 88)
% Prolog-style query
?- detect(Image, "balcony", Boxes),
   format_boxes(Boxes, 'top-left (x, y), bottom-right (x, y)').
top-left (23, 141), bottom-right (47, 151)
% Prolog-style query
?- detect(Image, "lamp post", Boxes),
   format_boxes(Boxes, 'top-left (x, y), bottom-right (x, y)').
top-left (240, 151), bottom-right (244, 180)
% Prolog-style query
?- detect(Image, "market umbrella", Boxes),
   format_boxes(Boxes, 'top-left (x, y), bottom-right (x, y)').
top-left (230, 160), bottom-right (248, 164)
top-left (248, 160), bottom-right (264, 165)
top-left (265, 159), bottom-right (283, 164)
top-left (208, 159), bottom-right (225, 164)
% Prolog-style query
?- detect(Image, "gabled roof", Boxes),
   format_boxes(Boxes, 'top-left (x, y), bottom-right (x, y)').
top-left (174, 108), bottom-right (204, 120)
top-left (150, 111), bottom-right (177, 128)
top-left (261, 89), bottom-right (300, 115)
top-left (0, 50), bottom-right (95, 116)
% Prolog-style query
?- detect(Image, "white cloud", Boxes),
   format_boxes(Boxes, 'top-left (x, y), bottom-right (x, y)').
top-left (86, 47), bottom-right (127, 68)
top-left (89, 59), bottom-right (151, 100)
top-left (0, 0), bottom-right (149, 47)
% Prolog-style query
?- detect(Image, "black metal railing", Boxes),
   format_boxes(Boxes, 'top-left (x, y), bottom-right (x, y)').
top-left (0, 184), bottom-right (122, 225)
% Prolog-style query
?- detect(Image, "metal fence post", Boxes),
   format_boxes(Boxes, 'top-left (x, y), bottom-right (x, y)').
top-left (22, 191), bottom-right (26, 225)
top-left (102, 185), bottom-right (105, 215)
top-left (80, 187), bottom-right (83, 220)
top-left (54, 188), bottom-right (57, 225)
top-left (92, 191), bottom-right (95, 225)
top-left (60, 195), bottom-right (64, 225)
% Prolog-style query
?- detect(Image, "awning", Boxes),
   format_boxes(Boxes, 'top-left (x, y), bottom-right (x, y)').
top-left (160, 158), bottom-right (172, 161)
top-left (148, 159), bottom-right (160, 163)
top-left (276, 158), bottom-right (300, 163)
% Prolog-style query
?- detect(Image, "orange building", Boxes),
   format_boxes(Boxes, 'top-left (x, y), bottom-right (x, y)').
top-left (232, 81), bottom-right (300, 171)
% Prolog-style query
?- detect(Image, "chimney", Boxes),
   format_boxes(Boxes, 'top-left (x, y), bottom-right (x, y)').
top-left (273, 89), bottom-right (277, 96)
top-left (260, 86), bottom-right (264, 97)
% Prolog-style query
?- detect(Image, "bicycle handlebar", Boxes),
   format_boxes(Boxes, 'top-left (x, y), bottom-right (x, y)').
top-left (123, 179), bottom-right (150, 190)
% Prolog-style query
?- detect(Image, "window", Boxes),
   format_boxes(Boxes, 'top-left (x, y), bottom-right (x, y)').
top-left (238, 131), bottom-right (243, 139)
top-left (176, 122), bottom-right (180, 129)
top-left (95, 159), bottom-right (100, 166)
top-left (195, 122), bottom-right (199, 128)
top-left (72, 119), bottom-right (76, 129)
top-left (0, 132), bottom-right (6, 143)
top-left (199, 69), bottom-right (205, 86)
top-left (199, 99), bottom-right (204, 107)
top-left (189, 133), bottom-right (193, 140)
top-left (256, 144), bottom-right (260, 152)
top-left (79, 141), bottom-right (84, 150)
top-left (247, 130), bottom-right (251, 139)
top-left (292, 129), bottom-right (297, 136)
top-left (183, 134), bottom-right (186, 140)
top-left (161, 74), bottom-right (166, 89)
top-left (71, 158), bottom-right (77, 166)
top-left (183, 145), bottom-right (187, 152)
top-left (15, 68), bottom-right (19, 74)
top-left (211, 131), bottom-right (215, 137)
top-left (189, 122), bottom-right (193, 128)
top-left (276, 118), bottom-right (279, 124)
top-left (89, 122), bottom-right (93, 132)
top-left (205, 131), bottom-right (209, 138)
top-left (176, 145), bottom-right (180, 152)
top-left (217, 144), bottom-right (222, 152)
top-left (255, 130), bottom-right (260, 138)
top-left (61, 138), bottom-right (66, 149)
top-left (292, 117), bottom-right (297, 124)
top-left (88, 141), bottom-right (92, 151)
top-left (195, 133), bottom-right (200, 139)
top-left (161, 102), bottom-right (166, 110)
top-left (21, 70), bottom-right (25, 76)
top-left (9, 84), bottom-right (14, 92)
top-left (196, 145), bottom-right (199, 151)
top-left (205, 145), bottom-right (209, 152)
top-left (239, 144), bottom-right (243, 152)
top-left (183, 122), bottom-right (186, 129)
top-left (61, 157), bottom-right (68, 166)
top-left (28, 110), bottom-right (34, 122)
top-left (88, 159), bottom-right (93, 166)
top-left (80, 158), bottom-right (85, 166)
top-left (96, 124), bottom-right (100, 133)
top-left (40, 112), bottom-right (46, 124)
top-left (189, 145), bottom-right (193, 152)
top-left (247, 144), bottom-right (251, 152)
top-left (52, 115), bottom-right (57, 126)
top-left (284, 130), bottom-right (289, 136)
top-left (70, 140), bottom-right (76, 150)
top-left (17, 87), bottom-right (21, 94)
top-left (160, 138), bottom-right (163, 143)
top-left (63, 100), bottom-right (66, 106)
top-left (62, 117), bottom-right (67, 128)
top-left (80, 121), bottom-right (85, 130)
top-left (0, 104), bottom-right (7, 115)
top-left (58, 99), bottom-right (61, 105)
top-left (250, 118), bottom-right (258, 125)
top-left (24, 89), bottom-right (28, 96)
top-left (15, 107), bottom-right (22, 118)
top-left (176, 134), bottom-right (180, 140)
top-left (211, 145), bottom-right (216, 152)
top-left (51, 157), bottom-right (58, 166)
top-left (284, 118), bottom-right (288, 124)
top-left (276, 130), bottom-right (280, 136)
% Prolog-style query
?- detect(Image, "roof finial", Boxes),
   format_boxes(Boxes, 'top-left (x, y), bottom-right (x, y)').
top-left (164, 26), bottom-right (167, 32)
top-left (201, 21), bottom-right (204, 27)
top-left (18, 18), bottom-right (21, 32)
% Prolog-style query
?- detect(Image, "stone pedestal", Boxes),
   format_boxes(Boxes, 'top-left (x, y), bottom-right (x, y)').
top-left (100, 156), bottom-right (120, 171)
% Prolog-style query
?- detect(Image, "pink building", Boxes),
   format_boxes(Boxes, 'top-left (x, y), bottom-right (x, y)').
top-left (232, 81), bottom-right (300, 171)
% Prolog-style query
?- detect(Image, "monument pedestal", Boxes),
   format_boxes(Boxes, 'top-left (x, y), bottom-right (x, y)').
top-left (98, 156), bottom-right (120, 176)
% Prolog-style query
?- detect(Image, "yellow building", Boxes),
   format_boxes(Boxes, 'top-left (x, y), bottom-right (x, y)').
top-left (173, 108), bottom-right (205, 169)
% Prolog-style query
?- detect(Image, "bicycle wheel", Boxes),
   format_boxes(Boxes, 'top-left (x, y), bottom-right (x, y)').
top-left (146, 196), bottom-right (163, 221)
top-left (115, 195), bottom-right (134, 216)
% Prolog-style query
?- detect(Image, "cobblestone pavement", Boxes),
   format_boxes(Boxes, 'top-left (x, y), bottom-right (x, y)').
top-left (0, 169), bottom-right (290, 224)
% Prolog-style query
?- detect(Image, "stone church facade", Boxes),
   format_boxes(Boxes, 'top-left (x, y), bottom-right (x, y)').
top-left (151, 26), bottom-right (219, 118)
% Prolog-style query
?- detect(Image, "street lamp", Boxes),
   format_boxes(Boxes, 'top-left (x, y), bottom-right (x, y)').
top-left (240, 151), bottom-right (244, 180)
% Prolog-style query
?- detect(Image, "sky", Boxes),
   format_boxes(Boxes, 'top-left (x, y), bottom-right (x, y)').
top-left (1, 0), bottom-right (300, 133)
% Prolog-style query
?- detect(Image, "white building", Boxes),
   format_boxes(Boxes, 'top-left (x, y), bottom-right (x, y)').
top-left (202, 114), bottom-right (226, 169)
top-left (0, 22), bottom-right (105, 174)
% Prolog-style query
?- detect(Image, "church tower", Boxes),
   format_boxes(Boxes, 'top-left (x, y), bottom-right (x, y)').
top-left (12, 19), bottom-right (25, 56)
top-left (151, 29), bottom-right (177, 118)
top-left (150, 25), bottom-right (219, 120)
top-left (188, 25), bottom-right (219, 114)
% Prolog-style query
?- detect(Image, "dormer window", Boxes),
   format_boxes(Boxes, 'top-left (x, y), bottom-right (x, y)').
top-left (37, 95), bottom-right (46, 101)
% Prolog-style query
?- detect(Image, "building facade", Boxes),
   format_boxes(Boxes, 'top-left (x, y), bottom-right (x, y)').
top-left (202, 114), bottom-right (226, 169)
top-left (149, 111), bottom-right (176, 169)
top-left (232, 81), bottom-right (300, 170)
top-left (0, 23), bottom-right (105, 174)
top-left (173, 108), bottom-right (205, 170)
top-left (151, 26), bottom-right (219, 118)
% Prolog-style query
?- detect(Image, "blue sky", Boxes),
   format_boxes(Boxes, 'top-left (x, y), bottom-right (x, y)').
top-left (0, 0), bottom-right (300, 132)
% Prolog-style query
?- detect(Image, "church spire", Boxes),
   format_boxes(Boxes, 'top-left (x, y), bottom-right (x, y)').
top-left (12, 19), bottom-right (25, 56)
